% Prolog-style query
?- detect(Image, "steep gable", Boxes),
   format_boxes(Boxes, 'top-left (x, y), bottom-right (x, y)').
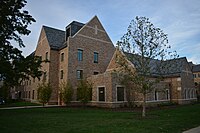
top-left (74, 16), bottom-right (113, 43)
top-left (106, 49), bottom-right (135, 71)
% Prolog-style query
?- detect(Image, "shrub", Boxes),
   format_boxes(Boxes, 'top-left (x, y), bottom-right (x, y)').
top-left (77, 80), bottom-right (92, 105)
top-left (60, 82), bottom-right (73, 105)
top-left (37, 83), bottom-right (52, 106)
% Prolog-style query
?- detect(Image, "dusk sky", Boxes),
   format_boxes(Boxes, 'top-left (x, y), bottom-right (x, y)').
top-left (19, 0), bottom-right (200, 64)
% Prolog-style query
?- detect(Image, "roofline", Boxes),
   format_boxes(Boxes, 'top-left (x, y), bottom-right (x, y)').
top-left (42, 25), bottom-right (65, 32)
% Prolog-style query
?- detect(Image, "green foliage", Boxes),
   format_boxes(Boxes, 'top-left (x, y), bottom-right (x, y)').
top-left (117, 16), bottom-right (178, 117)
top-left (37, 83), bottom-right (52, 106)
top-left (60, 82), bottom-right (73, 104)
top-left (0, 0), bottom-right (42, 87)
top-left (0, 85), bottom-right (9, 100)
top-left (77, 80), bottom-right (92, 104)
top-left (0, 104), bottom-right (200, 133)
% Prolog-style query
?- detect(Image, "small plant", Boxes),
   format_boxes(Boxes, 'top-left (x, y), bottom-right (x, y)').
top-left (60, 82), bottom-right (73, 105)
top-left (37, 83), bottom-right (52, 106)
top-left (77, 80), bottom-right (92, 105)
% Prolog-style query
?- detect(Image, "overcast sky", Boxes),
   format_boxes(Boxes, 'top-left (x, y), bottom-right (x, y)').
top-left (19, 0), bottom-right (200, 64)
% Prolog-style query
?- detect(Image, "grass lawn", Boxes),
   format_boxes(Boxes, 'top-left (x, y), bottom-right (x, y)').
top-left (0, 103), bottom-right (199, 133)
top-left (0, 101), bottom-right (41, 108)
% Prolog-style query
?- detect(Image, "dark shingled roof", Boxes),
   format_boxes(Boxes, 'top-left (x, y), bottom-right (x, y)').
top-left (192, 64), bottom-right (200, 72)
top-left (42, 21), bottom-right (84, 50)
top-left (125, 52), bottom-right (188, 77)
top-left (43, 26), bottom-right (65, 50)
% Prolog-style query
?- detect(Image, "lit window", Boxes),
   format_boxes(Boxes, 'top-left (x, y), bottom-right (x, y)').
top-left (94, 52), bottom-right (98, 63)
top-left (77, 70), bottom-right (83, 79)
top-left (61, 53), bottom-right (64, 62)
top-left (60, 70), bottom-right (63, 79)
top-left (78, 49), bottom-right (83, 61)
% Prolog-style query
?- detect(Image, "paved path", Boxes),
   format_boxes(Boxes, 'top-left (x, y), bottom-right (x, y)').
top-left (183, 126), bottom-right (200, 133)
top-left (0, 105), bottom-right (63, 110)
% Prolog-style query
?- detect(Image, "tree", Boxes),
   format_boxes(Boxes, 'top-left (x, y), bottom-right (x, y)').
top-left (37, 83), bottom-right (52, 106)
top-left (77, 80), bottom-right (92, 105)
top-left (0, 0), bottom-right (41, 91)
top-left (117, 16), bottom-right (178, 117)
top-left (59, 81), bottom-right (73, 105)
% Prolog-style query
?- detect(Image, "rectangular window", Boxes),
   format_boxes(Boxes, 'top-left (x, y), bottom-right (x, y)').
top-left (61, 53), bottom-right (64, 62)
top-left (60, 70), bottom-right (63, 79)
top-left (198, 73), bottom-right (200, 78)
top-left (166, 89), bottom-right (170, 100)
top-left (78, 49), bottom-right (83, 61)
top-left (32, 90), bottom-right (35, 99)
top-left (94, 72), bottom-right (99, 75)
top-left (193, 74), bottom-right (197, 78)
top-left (98, 87), bottom-right (105, 101)
top-left (94, 52), bottom-right (98, 63)
top-left (77, 70), bottom-right (83, 79)
top-left (28, 91), bottom-right (30, 98)
top-left (117, 87), bottom-right (125, 101)
top-left (45, 52), bottom-right (48, 60)
top-left (155, 90), bottom-right (158, 101)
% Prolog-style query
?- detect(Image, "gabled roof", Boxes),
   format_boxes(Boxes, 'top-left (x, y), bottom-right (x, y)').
top-left (192, 64), bottom-right (200, 72)
top-left (42, 20), bottom-right (85, 50)
top-left (43, 26), bottom-right (65, 50)
top-left (125, 52), bottom-right (188, 77)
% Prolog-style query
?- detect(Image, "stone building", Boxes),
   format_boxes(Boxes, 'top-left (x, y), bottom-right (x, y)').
top-left (191, 64), bottom-right (200, 100)
top-left (89, 49), bottom-right (197, 107)
top-left (18, 16), bottom-right (115, 104)
top-left (15, 16), bottom-right (197, 107)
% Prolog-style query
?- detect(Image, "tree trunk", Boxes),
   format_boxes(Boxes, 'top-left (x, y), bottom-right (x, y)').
top-left (142, 93), bottom-right (146, 117)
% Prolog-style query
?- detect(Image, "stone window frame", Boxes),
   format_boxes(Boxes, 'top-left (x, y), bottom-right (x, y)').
top-left (166, 89), bottom-right (170, 100)
top-left (76, 69), bottom-right (83, 80)
top-left (116, 85), bottom-right (126, 102)
top-left (45, 52), bottom-right (48, 60)
top-left (32, 90), bottom-right (35, 100)
top-left (61, 53), bottom-right (64, 62)
top-left (78, 49), bottom-right (83, 61)
top-left (97, 86), bottom-right (106, 102)
top-left (94, 52), bottom-right (99, 63)
top-left (154, 89), bottom-right (159, 101)
top-left (60, 70), bottom-right (64, 79)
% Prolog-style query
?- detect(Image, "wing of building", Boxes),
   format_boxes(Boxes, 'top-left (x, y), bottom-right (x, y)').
top-left (12, 16), bottom-right (198, 107)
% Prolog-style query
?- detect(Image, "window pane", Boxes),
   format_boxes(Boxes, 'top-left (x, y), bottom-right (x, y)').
top-left (61, 53), bottom-right (64, 62)
top-left (99, 87), bottom-right (105, 101)
top-left (94, 52), bottom-right (98, 63)
top-left (77, 70), bottom-right (83, 79)
top-left (78, 49), bottom-right (83, 61)
top-left (60, 70), bottom-right (63, 79)
top-left (117, 87), bottom-right (124, 101)
top-left (94, 72), bottom-right (99, 75)
top-left (45, 52), bottom-right (48, 60)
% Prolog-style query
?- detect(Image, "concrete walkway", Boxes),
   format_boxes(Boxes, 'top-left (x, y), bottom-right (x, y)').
top-left (183, 126), bottom-right (200, 133)
top-left (0, 105), bottom-right (63, 110)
